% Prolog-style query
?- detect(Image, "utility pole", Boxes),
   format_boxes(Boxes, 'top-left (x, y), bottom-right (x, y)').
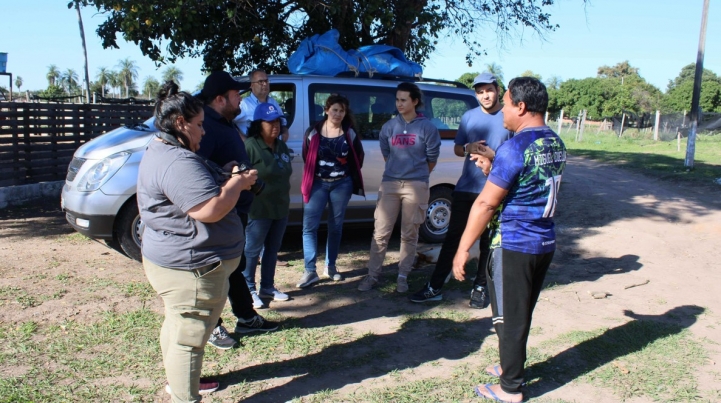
top-left (685, 0), bottom-right (709, 169)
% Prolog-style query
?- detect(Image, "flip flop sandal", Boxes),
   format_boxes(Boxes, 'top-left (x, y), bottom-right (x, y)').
top-left (486, 365), bottom-right (501, 377)
top-left (474, 384), bottom-right (521, 403)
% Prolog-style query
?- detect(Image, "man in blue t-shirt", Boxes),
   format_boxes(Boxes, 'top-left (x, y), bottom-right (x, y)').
top-left (452, 77), bottom-right (566, 403)
top-left (410, 72), bottom-right (511, 307)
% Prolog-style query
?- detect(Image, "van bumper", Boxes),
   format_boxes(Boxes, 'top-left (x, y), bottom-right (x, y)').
top-left (63, 209), bottom-right (115, 240)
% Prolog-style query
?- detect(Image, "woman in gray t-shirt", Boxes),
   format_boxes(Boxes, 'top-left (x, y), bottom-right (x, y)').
top-left (136, 81), bottom-right (257, 401)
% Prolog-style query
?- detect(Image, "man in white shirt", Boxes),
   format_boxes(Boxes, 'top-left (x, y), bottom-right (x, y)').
top-left (234, 69), bottom-right (290, 142)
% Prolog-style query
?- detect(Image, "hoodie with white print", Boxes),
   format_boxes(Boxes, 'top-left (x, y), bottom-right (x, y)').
top-left (379, 114), bottom-right (441, 183)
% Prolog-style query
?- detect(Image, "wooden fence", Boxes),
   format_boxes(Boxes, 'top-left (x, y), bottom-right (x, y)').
top-left (0, 102), bottom-right (153, 187)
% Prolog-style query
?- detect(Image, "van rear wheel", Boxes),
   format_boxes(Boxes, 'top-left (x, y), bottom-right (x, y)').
top-left (114, 200), bottom-right (143, 262)
top-left (419, 187), bottom-right (453, 244)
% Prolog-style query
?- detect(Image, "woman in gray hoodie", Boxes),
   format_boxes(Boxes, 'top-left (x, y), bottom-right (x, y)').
top-left (358, 82), bottom-right (441, 293)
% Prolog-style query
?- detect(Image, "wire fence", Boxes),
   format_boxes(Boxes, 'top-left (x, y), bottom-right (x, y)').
top-left (549, 110), bottom-right (721, 142)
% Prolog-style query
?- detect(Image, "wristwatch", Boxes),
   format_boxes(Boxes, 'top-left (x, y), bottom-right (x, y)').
top-left (463, 143), bottom-right (469, 157)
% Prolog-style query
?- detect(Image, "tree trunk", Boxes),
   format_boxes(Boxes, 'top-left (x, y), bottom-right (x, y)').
top-left (75, 3), bottom-right (91, 103)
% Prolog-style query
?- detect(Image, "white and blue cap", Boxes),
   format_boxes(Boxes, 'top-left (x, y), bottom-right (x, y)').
top-left (472, 72), bottom-right (498, 87)
top-left (253, 103), bottom-right (284, 121)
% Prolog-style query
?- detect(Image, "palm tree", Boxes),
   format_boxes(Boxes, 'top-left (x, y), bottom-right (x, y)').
top-left (116, 57), bottom-right (139, 98)
top-left (47, 65), bottom-right (60, 87)
top-left (109, 71), bottom-right (122, 98)
top-left (62, 69), bottom-right (80, 93)
top-left (545, 75), bottom-right (563, 90)
top-left (96, 67), bottom-right (111, 97)
top-left (142, 76), bottom-right (160, 99)
top-left (161, 66), bottom-right (184, 87)
top-left (485, 62), bottom-right (504, 85)
top-left (75, 1), bottom-right (91, 102)
top-left (15, 76), bottom-right (23, 92)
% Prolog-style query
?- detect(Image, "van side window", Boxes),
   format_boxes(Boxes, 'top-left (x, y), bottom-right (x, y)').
top-left (241, 83), bottom-right (297, 128)
top-left (424, 91), bottom-right (478, 140)
top-left (308, 84), bottom-right (396, 140)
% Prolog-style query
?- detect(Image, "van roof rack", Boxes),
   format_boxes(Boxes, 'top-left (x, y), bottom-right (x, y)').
top-left (333, 72), bottom-right (468, 89)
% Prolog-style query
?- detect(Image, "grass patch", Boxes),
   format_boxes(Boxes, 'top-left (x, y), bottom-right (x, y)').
top-left (0, 309), bottom-right (164, 402)
top-left (525, 319), bottom-right (706, 401)
top-left (560, 130), bottom-right (721, 188)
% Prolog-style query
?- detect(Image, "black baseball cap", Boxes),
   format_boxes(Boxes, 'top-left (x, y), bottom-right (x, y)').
top-left (201, 71), bottom-right (244, 100)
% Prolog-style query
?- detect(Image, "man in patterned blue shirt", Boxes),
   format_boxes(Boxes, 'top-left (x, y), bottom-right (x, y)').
top-left (452, 77), bottom-right (566, 403)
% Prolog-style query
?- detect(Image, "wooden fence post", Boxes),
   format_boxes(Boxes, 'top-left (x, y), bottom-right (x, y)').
top-left (619, 113), bottom-right (626, 137)
top-left (579, 110), bottom-right (587, 141)
top-left (557, 109), bottom-right (564, 134)
top-left (653, 110), bottom-right (660, 141)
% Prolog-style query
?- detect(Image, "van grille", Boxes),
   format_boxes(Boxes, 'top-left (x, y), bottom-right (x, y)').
top-left (66, 157), bottom-right (86, 182)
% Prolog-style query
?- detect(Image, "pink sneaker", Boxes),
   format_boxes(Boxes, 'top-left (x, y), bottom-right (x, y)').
top-left (165, 377), bottom-right (219, 395)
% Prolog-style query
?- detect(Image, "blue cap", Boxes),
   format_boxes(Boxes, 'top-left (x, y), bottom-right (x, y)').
top-left (472, 72), bottom-right (498, 87)
top-left (253, 103), bottom-right (284, 121)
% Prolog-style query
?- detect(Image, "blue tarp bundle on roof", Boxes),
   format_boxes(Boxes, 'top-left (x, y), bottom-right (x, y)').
top-left (288, 29), bottom-right (422, 78)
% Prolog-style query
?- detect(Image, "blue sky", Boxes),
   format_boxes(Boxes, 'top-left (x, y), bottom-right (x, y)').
top-left (1, 0), bottom-right (718, 93)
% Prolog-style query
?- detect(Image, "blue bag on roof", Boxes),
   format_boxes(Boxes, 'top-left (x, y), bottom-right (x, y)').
top-left (356, 45), bottom-right (423, 77)
top-left (288, 29), bottom-right (422, 78)
top-left (287, 30), bottom-right (359, 76)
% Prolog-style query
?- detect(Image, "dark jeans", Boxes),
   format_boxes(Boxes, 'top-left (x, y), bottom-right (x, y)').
top-left (487, 248), bottom-right (554, 394)
top-left (429, 191), bottom-right (489, 290)
top-left (218, 212), bottom-right (257, 326)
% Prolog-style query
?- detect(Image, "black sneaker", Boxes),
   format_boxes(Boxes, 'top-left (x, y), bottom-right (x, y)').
top-left (409, 282), bottom-right (443, 302)
top-left (469, 285), bottom-right (487, 309)
top-left (234, 315), bottom-right (279, 334)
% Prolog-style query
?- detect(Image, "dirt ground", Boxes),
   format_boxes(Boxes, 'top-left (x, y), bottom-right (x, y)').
top-left (1, 155), bottom-right (720, 402)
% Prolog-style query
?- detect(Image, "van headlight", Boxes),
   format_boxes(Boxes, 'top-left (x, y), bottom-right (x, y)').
top-left (76, 152), bottom-right (131, 192)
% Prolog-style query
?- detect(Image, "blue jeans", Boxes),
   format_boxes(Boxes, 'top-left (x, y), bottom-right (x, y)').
top-left (302, 176), bottom-right (353, 273)
top-left (242, 216), bottom-right (288, 291)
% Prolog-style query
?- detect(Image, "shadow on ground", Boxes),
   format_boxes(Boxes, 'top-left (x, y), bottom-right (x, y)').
top-left (525, 305), bottom-right (704, 399)
top-left (221, 316), bottom-right (492, 403)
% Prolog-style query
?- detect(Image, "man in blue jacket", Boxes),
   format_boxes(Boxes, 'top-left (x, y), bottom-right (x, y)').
top-left (196, 71), bottom-right (279, 350)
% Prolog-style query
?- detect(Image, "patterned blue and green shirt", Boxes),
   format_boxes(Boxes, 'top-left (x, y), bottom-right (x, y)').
top-left (488, 126), bottom-right (566, 254)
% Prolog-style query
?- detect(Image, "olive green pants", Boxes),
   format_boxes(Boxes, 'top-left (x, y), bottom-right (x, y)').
top-left (143, 257), bottom-right (239, 403)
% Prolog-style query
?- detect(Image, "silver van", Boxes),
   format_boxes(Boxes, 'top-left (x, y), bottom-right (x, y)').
top-left (61, 74), bottom-right (480, 261)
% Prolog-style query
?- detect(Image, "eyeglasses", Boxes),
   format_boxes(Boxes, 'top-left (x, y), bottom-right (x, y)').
top-left (251, 79), bottom-right (270, 85)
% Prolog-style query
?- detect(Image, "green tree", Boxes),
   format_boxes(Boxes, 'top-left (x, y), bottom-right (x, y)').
top-left (545, 75), bottom-right (562, 90)
top-left (161, 66), bottom-right (183, 86)
top-left (597, 60), bottom-right (639, 79)
top-left (84, 0), bottom-right (572, 73)
top-left (550, 62), bottom-right (661, 120)
top-left (96, 67), bottom-right (111, 97)
top-left (46, 65), bottom-right (61, 87)
top-left (116, 57), bottom-right (139, 98)
top-left (39, 85), bottom-right (67, 99)
top-left (142, 76), bottom-right (161, 99)
top-left (520, 70), bottom-right (542, 81)
top-left (662, 64), bottom-right (721, 113)
top-left (14, 76), bottom-right (23, 92)
top-left (456, 72), bottom-right (481, 89)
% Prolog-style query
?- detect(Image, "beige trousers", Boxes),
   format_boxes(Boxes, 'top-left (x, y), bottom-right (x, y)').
top-left (143, 257), bottom-right (239, 403)
top-left (367, 180), bottom-right (429, 278)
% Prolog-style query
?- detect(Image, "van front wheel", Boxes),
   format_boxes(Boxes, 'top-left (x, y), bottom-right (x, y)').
top-left (419, 187), bottom-right (453, 244)
top-left (114, 200), bottom-right (143, 262)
